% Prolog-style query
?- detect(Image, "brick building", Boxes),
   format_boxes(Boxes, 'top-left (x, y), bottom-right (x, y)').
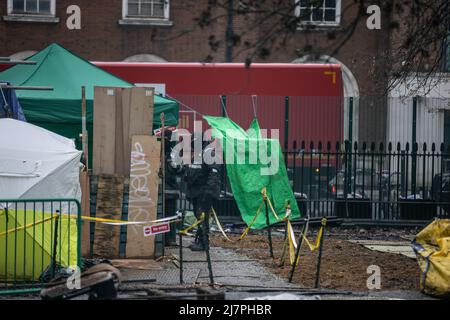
top-left (0, 1), bottom-right (447, 144)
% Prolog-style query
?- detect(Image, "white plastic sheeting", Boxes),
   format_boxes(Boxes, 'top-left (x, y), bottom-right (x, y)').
top-left (0, 119), bottom-right (82, 201)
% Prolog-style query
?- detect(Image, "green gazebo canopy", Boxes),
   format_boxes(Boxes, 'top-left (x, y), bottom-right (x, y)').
top-left (0, 43), bottom-right (179, 163)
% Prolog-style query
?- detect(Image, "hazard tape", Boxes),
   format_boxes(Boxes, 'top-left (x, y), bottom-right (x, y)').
top-left (261, 187), bottom-right (280, 221)
top-left (74, 213), bottom-right (182, 226)
top-left (210, 207), bottom-right (234, 242)
top-left (237, 201), bottom-right (264, 241)
top-left (0, 214), bottom-right (58, 238)
top-left (178, 212), bottom-right (205, 235)
top-left (0, 210), bottom-right (182, 237)
top-left (301, 218), bottom-right (326, 252)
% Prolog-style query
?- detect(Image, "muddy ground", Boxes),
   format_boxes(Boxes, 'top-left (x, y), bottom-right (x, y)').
top-left (210, 227), bottom-right (421, 291)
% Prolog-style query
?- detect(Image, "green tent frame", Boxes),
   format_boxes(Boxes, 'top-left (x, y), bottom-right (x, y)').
top-left (0, 43), bottom-right (179, 165)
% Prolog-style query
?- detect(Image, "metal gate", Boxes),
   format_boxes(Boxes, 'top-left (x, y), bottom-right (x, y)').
top-left (0, 199), bottom-right (81, 296)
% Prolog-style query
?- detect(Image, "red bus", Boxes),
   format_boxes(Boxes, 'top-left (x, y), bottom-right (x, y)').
top-left (94, 62), bottom-right (344, 151)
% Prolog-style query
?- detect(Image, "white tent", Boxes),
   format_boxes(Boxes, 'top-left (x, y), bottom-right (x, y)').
top-left (0, 118), bottom-right (82, 201)
top-left (0, 119), bottom-right (82, 279)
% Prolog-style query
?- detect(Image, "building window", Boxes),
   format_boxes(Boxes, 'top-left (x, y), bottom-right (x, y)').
top-left (8, 0), bottom-right (55, 16)
top-left (295, 0), bottom-right (341, 27)
top-left (120, 0), bottom-right (172, 26)
top-left (123, 0), bottom-right (169, 20)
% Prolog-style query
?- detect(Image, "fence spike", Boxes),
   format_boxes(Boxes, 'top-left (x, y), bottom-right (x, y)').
top-left (318, 141), bottom-right (323, 150)
top-left (345, 140), bottom-right (351, 152)
top-left (370, 142), bottom-right (376, 152)
top-left (354, 141), bottom-right (358, 151)
top-left (379, 142), bottom-right (384, 152)
top-left (423, 142), bottom-right (427, 152)
top-left (406, 142), bottom-right (410, 151)
top-left (310, 141), bottom-right (314, 150)
top-left (293, 140), bottom-right (297, 151)
top-left (327, 141), bottom-right (331, 151)
top-left (432, 143), bottom-right (436, 152)
top-left (397, 142), bottom-right (401, 151)
top-left (388, 142), bottom-right (392, 152)
top-left (440, 143), bottom-right (445, 152)
top-left (362, 141), bottom-right (367, 150)
top-left (301, 140), bottom-right (306, 150)
top-left (335, 141), bottom-right (340, 151)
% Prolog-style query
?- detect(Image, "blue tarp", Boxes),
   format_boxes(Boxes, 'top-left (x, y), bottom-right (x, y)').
top-left (0, 82), bottom-right (26, 121)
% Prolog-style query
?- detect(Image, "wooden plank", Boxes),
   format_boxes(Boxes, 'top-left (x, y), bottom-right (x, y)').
top-left (114, 88), bottom-right (125, 175)
top-left (123, 87), bottom-right (155, 175)
top-left (121, 88), bottom-right (132, 175)
top-left (126, 135), bottom-right (161, 258)
top-left (93, 87), bottom-right (154, 176)
top-left (128, 87), bottom-right (154, 137)
top-left (80, 170), bottom-right (91, 258)
top-left (92, 175), bottom-right (124, 258)
top-left (93, 87), bottom-right (117, 175)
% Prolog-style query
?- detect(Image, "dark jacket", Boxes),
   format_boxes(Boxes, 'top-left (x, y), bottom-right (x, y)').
top-left (184, 163), bottom-right (222, 200)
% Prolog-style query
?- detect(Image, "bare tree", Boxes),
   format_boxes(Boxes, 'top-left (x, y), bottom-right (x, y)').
top-left (159, 0), bottom-right (450, 94)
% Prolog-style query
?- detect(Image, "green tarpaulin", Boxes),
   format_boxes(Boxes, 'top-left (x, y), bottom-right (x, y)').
top-left (204, 116), bottom-right (301, 229)
top-left (0, 43), bottom-right (179, 164)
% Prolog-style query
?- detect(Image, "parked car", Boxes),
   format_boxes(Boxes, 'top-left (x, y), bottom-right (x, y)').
top-left (431, 173), bottom-right (450, 214)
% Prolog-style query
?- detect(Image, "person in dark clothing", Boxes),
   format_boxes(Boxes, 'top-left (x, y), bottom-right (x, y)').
top-left (159, 129), bottom-right (183, 246)
top-left (184, 140), bottom-right (222, 251)
top-left (161, 129), bottom-right (183, 190)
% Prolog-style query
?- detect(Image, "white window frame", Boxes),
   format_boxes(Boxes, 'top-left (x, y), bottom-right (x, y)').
top-left (7, 0), bottom-right (56, 16)
top-left (122, 0), bottom-right (170, 20)
top-left (295, 0), bottom-right (341, 27)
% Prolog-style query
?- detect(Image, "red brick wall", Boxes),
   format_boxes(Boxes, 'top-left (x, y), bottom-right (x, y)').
top-left (0, 0), bottom-right (394, 142)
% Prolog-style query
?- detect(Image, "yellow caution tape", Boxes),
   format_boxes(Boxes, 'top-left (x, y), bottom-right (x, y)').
top-left (301, 218), bottom-right (327, 252)
top-left (261, 187), bottom-right (280, 221)
top-left (239, 201), bottom-right (264, 241)
top-left (211, 207), bottom-right (234, 242)
top-left (0, 210), bottom-right (182, 238)
top-left (0, 214), bottom-right (59, 238)
top-left (63, 212), bottom-right (182, 226)
top-left (287, 221), bottom-right (300, 265)
top-left (179, 212), bottom-right (205, 235)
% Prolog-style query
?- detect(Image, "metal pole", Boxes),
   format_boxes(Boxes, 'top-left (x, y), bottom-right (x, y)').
top-left (220, 95), bottom-right (227, 194)
top-left (161, 113), bottom-right (166, 256)
top-left (179, 210), bottom-right (184, 284)
top-left (202, 210), bottom-right (214, 285)
top-left (348, 97), bottom-right (353, 143)
top-left (51, 213), bottom-right (60, 278)
top-left (0, 85), bottom-right (53, 91)
top-left (81, 86), bottom-right (88, 169)
top-left (411, 97), bottom-right (418, 196)
top-left (347, 97), bottom-right (353, 199)
top-left (288, 218), bottom-right (308, 283)
top-left (314, 218), bottom-right (327, 289)
top-left (264, 197), bottom-right (274, 258)
top-left (221, 95), bottom-right (227, 117)
top-left (284, 96), bottom-right (290, 153)
top-left (0, 60), bottom-right (36, 65)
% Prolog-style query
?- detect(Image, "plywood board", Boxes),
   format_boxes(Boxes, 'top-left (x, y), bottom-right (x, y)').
top-left (93, 87), bottom-right (117, 175)
top-left (114, 88), bottom-right (125, 175)
top-left (93, 86), bottom-right (154, 176)
top-left (123, 87), bottom-right (155, 174)
top-left (126, 135), bottom-right (161, 258)
top-left (93, 175), bottom-right (125, 258)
